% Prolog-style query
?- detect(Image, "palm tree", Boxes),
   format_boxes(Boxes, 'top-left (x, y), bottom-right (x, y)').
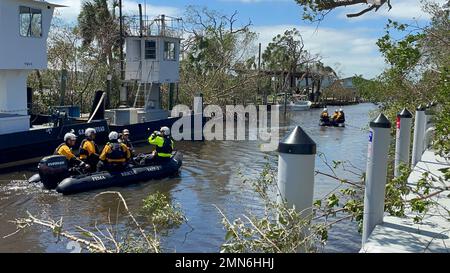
top-left (78, 0), bottom-right (120, 69)
top-left (78, 0), bottom-right (122, 107)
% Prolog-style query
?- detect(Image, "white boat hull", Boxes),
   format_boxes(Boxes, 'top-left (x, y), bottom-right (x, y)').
top-left (277, 101), bottom-right (312, 111)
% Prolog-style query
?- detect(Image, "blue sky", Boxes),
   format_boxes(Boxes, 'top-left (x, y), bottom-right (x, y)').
top-left (51, 0), bottom-right (440, 78)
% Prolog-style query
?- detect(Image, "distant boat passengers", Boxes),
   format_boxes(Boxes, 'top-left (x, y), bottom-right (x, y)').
top-left (320, 108), bottom-right (345, 126)
top-left (320, 108), bottom-right (330, 123)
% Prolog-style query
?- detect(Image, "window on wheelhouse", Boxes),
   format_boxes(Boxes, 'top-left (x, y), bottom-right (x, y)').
top-left (164, 41), bottom-right (176, 61)
top-left (19, 6), bottom-right (42, 38)
top-left (145, 40), bottom-right (156, 59)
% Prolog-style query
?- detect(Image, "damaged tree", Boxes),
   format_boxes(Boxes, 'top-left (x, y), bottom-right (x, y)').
top-left (296, 0), bottom-right (393, 21)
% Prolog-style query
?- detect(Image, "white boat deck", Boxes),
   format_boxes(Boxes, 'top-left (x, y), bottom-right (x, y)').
top-left (361, 150), bottom-right (450, 253)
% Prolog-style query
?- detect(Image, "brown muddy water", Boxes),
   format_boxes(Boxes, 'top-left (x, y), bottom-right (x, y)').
top-left (0, 103), bottom-right (377, 252)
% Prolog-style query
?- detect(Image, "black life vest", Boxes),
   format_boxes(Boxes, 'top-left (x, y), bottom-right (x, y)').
top-left (106, 142), bottom-right (127, 162)
top-left (155, 136), bottom-right (173, 156)
top-left (121, 139), bottom-right (134, 150)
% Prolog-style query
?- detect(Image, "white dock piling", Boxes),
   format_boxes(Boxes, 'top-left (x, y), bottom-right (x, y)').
top-left (425, 103), bottom-right (434, 129)
top-left (362, 113), bottom-right (392, 245)
top-left (277, 126), bottom-right (316, 219)
top-left (424, 126), bottom-right (436, 149)
top-left (394, 108), bottom-right (413, 177)
top-left (411, 105), bottom-right (426, 167)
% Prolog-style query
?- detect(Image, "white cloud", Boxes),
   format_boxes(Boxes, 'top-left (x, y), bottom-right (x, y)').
top-left (50, 0), bottom-right (181, 23)
top-left (254, 24), bottom-right (386, 78)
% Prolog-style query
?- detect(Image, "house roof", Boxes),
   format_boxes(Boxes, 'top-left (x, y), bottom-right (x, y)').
top-left (18, 0), bottom-right (66, 8)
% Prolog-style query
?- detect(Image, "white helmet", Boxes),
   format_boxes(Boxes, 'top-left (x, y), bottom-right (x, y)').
top-left (64, 133), bottom-right (77, 142)
top-left (109, 131), bottom-right (119, 140)
top-left (323, 108), bottom-right (328, 112)
top-left (339, 108), bottom-right (343, 112)
top-left (85, 128), bottom-right (96, 137)
top-left (160, 126), bottom-right (170, 136)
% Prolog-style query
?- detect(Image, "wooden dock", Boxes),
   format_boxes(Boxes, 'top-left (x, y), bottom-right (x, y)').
top-left (361, 149), bottom-right (450, 253)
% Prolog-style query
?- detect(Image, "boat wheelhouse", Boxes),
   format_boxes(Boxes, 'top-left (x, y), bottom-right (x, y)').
top-left (0, 0), bottom-right (65, 134)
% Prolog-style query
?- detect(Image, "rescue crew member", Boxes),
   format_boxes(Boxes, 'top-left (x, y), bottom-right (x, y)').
top-left (148, 126), bottom-right (174, 163)
top-left (55, 132), bottom-right (89, 170)
top-left (98, 131), bottom-right (131, 172)
top-left (79, 128), bottom-right (100, 172)
top-left (320, 108), bottom-right (330, 122)
top-left (337, 108), bottom-right (346, 123)
top-left (119, 129), bottom-right (135, 156)
top-left (331, 109), bottom-right (339, 122)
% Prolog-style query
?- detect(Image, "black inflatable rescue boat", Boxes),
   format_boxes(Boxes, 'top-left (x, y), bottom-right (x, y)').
top-left (29, 152), bottom-right (182, 195)
top-left (319, 121), bottom-right (345, 127)
top-left (319, 118), bottom-right (345, 127)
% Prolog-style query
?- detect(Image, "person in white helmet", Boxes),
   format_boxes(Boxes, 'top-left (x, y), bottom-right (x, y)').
top-left (147, 126), bottom-right (174, 163)
top-left (337, 108), bottom-right (346, 124)
top-left (79, 128), bottom-right (100, 172)
top-left (320, 107), bottom-right (330, 124)
top-left (98, 131), bottom-right (131, 172)
top-left (331, 109), bottom-right (339, 123)
top-left (54, 132), bottom-right (89, 169)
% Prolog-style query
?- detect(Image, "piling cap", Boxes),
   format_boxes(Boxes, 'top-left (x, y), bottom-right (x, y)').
top-left (417, 105), bottom-right (426, 111)
top-left (397, 108), bottom-right (412, 118)
top-left (370, 113), bottom-right (392, 129)
top-left (278, 126), bottom-right (316, 155)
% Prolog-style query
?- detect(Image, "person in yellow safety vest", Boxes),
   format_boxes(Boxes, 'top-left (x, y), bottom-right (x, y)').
top-left (148, 126), bottom-right (174, 163)
top-left (320, 108), bottom-right (330, 122)
top-left (54, 132), bottom-right (89, 170)
top-left (79, 128), bottom-right (100, 172)
top-left (331, 109), bottom-right (339, 122)
top-left (97, 131), bottom-right (131, 172)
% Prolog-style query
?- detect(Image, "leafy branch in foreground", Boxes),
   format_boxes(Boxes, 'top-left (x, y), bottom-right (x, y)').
top-left (141, 191), bottom-right (186, 235)
top-left (218, 148), bottom-right (448, 253)
top-left (295, 0), bottom-right (393, 22)
top-left (6, 191), bottom-right (187, 253)
top-left (217, 161), bottom-right (321, 253)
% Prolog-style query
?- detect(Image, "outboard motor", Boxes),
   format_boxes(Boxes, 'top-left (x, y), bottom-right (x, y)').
top-left (38, 155), bottom-right (69, 189)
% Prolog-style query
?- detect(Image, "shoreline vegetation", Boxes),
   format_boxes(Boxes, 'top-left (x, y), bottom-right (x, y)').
top-left (7, 0), bottom-right (449, 253)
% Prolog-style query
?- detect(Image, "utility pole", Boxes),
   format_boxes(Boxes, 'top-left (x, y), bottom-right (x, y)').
top-left (119, 0), bottom-right (124, 80)
top-left (118, 0), bottom-right (126, 107)
top-left (59, 69), bottom-right (67, 106)
top-left (138, 4), bottom-right (143, 38)
top-left (258, 43), bottom-right (264, 104)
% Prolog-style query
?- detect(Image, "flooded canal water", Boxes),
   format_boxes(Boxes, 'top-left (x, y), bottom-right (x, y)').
top-left (0, 103), bottom-right (377, 253)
